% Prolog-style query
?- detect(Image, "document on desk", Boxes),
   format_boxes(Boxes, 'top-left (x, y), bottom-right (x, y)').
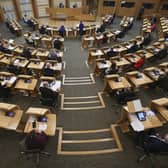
top-left (130, 114), bottom-right (144, 132)
top-left (133, 100), bottom-right (143, 112)
top-left (39, 123), bottom-right (47, 131)
top-left (8, 76), bottom-right (17, 84)
top-left (51, 81), bottom-right (61, 92)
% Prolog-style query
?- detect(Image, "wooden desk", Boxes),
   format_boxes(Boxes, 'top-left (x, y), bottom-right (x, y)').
top-left (151, 97), bottom-right (168, 122)
top-left (126, 71), bottom-right (153, 87)
top-left (118, 105), bottom-right (162, 132)
top-left (41, 36), bottom-right (53, 48)
top-left (0, 72), bottom-right (17, 88)
top-left (0, 103), bottom-right (23, 130)
top-left (40, 76), bottom-right (61, 92)
top-left (110, 56), bottom-right (131, 68)
top-left (159, 62), bottom-right (168, 73)
top-left (13, 46), bottom-right (24, 55)
top-left (0, 54), bottom-right (13, 65)
top-left (82, 36), bottom-right (95, 48)
top-left (136, 50), bottom-right (154, 60)
top-left (124, 54), bottom-right (141, 63)
top-left (88, 49), bottom-right (104, 64)
top-left (14, 75), bottom-right (37, 96)
top-left (13, 57), bottom-right (29, 68)
top-left (104, 74), bottom-right (132, 92)
top-left (36, 50), bottom-right (49, 60)
top-left (24, 107), bottom-right (56, 136)
top-left (27, 59), bottom-right (45, 70)
top-left (144, 67), bottom-right (166, 81)
top-left (94, 59), bottom-right (111, 76)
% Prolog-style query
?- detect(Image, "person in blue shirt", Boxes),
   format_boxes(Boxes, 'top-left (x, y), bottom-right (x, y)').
top-left (59, 25), bottom-right (66, 37)
top-left (79, 21), bottom-right (84, 36)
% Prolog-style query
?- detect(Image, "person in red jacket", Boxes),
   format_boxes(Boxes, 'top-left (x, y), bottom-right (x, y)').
top-left (134, 55), bottom-right (145, 70)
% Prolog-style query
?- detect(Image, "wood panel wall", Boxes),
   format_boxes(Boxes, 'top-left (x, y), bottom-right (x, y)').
top-left (0, 0), bottom-right (168, 22)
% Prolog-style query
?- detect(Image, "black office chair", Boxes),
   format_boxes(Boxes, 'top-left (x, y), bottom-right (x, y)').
top-left (0, 84), bottom-right (12, 101)
top-left (137, 136), bottom-right (168, 168)
top-left (39, 87), bottom-right (58, 108)
top-left (19, 139), bottom-right (51, 168)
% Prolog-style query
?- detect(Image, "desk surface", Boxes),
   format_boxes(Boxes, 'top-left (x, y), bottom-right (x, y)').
top-left (14, 78), bottom-right (37, 91)
top-left (24, 113), bottom-right (56, 136)
top-left (26, 107), bottom-right (49, 116)
top-left (108, 77), bottom-right (131, 90)
top-left (0, 103), bottom-right (23, 130)
top-left (126, 72), bottom-right (153, 87)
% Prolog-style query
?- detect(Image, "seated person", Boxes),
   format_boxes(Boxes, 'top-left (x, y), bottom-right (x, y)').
top-left (25, 129), bottom-right (48, 150)
top-left (145, 131), bottom-right (168, 153)
top-left (25, 32), bottom-right (34, 45)
top-left (53, 38), bottom-right (62, 50)
top-left (106, 48), bottom-right (116, 59)
top-left (43, 63), bottom-right (55, 76)
top-left (130, 41), bottom-right (139, 52)
top-left (7, 61), bottom-right (21, 74)
top-left (39, 25), bottom-right (47, 34)
top-left (39, 81), bottom-right (59, 101)
top-left (0, 82), bottom-right (11, 99)
top-left (97, 23), bottom-right (106, 33)
top-left (49, 49), bottom-right (58, 60)
top-left (59, 25), bottom-right (66, 37)
top-left (22, 47), bottom-right (31, 59)
top-left (143, 32), bottom-right (151, 46)
top-left (115, 88), bottom-right (136, 103)
top-left (134, 55), bottom-right (145, 70)
top-left (104, 62), bottom-right (118, 75)
top-left (23, 14), bottom-right (28, 24)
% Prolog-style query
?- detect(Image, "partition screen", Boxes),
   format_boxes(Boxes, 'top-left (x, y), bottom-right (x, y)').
top-left (20, 0), bottom-right (33, 17)
top-left (69, 0), bottom-right (82, 8)
top-left (1, 0), bottom-right (16, 20)
top-left (53, 0), bottom-right (66, 7)
top-left (36, 0), bottom-right (49, 17)
top-left (103, 1), bottom-right (115, 7)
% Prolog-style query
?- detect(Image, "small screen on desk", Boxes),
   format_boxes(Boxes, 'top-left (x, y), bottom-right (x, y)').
top-left (24, 79), bottom-right (31, 83)
top-left (5, 111), bottom-right (15, 117)
top-left (136, 112), bottom-right (146, 121)
top-left (37, 116), bottom-right (48, 122)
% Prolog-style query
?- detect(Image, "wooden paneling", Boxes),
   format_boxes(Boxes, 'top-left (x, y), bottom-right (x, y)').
top-left (117, 0), bottom-right (137, 17)
top-left (158, 0), bottom-right (168, 16)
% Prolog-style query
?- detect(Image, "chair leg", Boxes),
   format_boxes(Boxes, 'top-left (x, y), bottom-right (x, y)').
top-left (137, 154), bottom-right (147, 162)
top-left (35, 153), bottom-right (40, 167)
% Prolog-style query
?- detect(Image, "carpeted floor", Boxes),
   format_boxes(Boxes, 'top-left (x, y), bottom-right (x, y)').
top-left (0, 17), bottom-right (168, 168)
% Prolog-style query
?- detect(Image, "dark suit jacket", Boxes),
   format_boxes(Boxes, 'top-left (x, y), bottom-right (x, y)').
top-left (25, 130), bottom-right (48, 150)
top-left (39, 86), bottom-right (58, 99)
top-left (147, 136), bottom-right (168, 153)
top-left (43, 68), bottom-right (55, 77)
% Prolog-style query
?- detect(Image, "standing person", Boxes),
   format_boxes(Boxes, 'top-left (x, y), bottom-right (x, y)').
top-left (59, 25), bottom-right (66, 37)
top-left (138, 6), bottom-right (145, 20)
top-left (79, 21), bottom-right (84, 36)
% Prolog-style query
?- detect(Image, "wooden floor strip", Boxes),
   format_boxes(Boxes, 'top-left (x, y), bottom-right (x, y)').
top-left (65, 79), bottom-right (91, 82)
top-left (63, 128), bottom-right (110, 134)
top-left (59, 148), bottom-right (121, 155)
top-left (62, 138), bottom-right (114, 144)
top-left (65, 76), bottom-right (91, 79)
top-left (64, 96), bottom-right (98, 99)
top-left (64, 100), bottom-right (100, 105)
top-left (111, 125), bottom-right (123, 151)
top-left (63, 82), bottom-right (95, 85)
top-left (63, 106), bottom-right (105, 110)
